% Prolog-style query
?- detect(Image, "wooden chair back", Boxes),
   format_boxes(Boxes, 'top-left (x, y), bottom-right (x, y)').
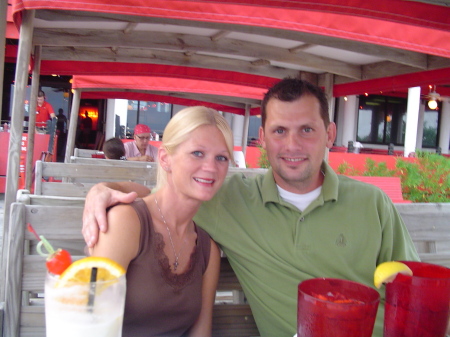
top-left (3, 202), bottom-right (259, 337)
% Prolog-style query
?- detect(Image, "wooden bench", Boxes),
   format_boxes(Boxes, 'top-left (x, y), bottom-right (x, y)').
top-left (34, 161), bottom-right (267, 197)
top-left (70, 156), bottom-right (154, 166)
top-left (16, 189), bottom-right (85, 207)
top-left (395, 203), bottom-right (450, 267)
top-left (3, 202), bottom-right (258, 337)
top-left (350, 176), bottom-right (411, 203)
top-left (34, 161), bottom-right (157, 196)
top-left (4, 192), bottom-right (450, 337)
top-left (73, 148), bottom-right (105, 158)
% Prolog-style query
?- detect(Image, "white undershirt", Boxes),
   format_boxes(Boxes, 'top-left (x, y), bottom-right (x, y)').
top-left (277, 185), bottom-right (322, 212)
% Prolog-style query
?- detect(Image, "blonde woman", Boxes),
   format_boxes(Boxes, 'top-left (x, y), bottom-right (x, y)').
top-left (90, 106), bottom-right (234, 337)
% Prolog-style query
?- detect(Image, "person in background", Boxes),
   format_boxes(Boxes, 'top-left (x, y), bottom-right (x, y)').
top-left (124, 124), bottom-right (158, 162)
top-left (103, 137), bottom-right (126, 160)
top-left (56, 108), bottom-right (67, 134)
top-left (36, 90), bottom-right (56, 133)
top-left (56, 108), bottom-right (68, 161)
top-left (82, 78), bottom-right (419, 337)
top-left (89, 106), bottom-right (233, 336)
top-left (79, 111), bottom-right (93, 147)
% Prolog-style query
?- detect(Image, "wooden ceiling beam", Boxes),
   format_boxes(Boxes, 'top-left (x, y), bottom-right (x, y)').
top-left (40, 46), bottom-right (301, 79)
top-left (34, 11), bottom-right (429, 70)
top-left (34, 28), bottom-right (361, 79)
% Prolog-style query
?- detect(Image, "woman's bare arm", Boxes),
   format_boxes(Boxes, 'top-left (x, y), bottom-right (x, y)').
top-left (187, 240), bottom-right (221, 337)
top-left (82, 181), bottom-right (151, 247)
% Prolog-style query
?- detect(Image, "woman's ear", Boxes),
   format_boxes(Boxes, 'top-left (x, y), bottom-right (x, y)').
top-left (158, 147), bottom-right (171, 172)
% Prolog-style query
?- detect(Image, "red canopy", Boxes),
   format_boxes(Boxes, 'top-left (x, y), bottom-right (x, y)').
top-left (72, 75), bottom-right (267, 115)
top-left (13, 0), bottom-right (450, 58)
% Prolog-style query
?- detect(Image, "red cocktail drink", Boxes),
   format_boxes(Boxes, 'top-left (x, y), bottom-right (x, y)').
top-left (297, 278), bottom-right (380, 337)
top-left (384, 261), bottom-right (450, 337)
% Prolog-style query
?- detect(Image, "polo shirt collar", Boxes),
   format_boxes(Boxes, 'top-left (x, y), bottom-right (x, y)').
top-left (260, 161), bottom-right (339, 206)
top-left (321, 161), bottom-right (339, 202)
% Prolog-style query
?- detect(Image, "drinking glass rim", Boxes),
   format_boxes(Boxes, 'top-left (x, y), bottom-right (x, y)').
top-left (298, 277), bottom-right (380, 305)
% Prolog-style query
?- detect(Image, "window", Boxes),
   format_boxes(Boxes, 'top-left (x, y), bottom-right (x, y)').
top-left (357, 96), bottom-right (407, 146)
top-left (127, 101), bottom-right (172, 138)
top-left (422, 106), bottom-right (440, 148)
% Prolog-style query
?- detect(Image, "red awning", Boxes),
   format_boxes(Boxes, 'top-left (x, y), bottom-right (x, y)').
top-left (79, 91), bottom-right (261, 116)
top-left (12, 0), bottom-right (450, 58)
top-left (6, 3), bottom-right (19, 38)
top-left (334, 67), bottom-right (450, 97)
top-left (72, 75), bottom-right (266, 115)
top-left (72, 75), bottom-right (267, 99)
top-left (42, 62), bottom-right (279, 89)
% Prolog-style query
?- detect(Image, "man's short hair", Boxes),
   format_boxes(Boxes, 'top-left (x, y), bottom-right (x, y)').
top-left (261, 78), bottom-right (330, 128)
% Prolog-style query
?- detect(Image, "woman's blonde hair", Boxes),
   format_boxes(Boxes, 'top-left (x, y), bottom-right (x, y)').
top-left (155, 106), bottom-right (234, 190)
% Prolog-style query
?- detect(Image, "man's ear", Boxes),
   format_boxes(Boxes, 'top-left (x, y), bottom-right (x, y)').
top-left (326, 122), bottom-right (337, 149)
top-left (258, 126), bottom-right (266, 149)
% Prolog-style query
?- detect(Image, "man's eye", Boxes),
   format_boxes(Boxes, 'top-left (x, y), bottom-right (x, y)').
top-left (193, 151), bottom-right (204, 157)
top-left (275, 128), bottom-right (284, 134)
top-left (216, 155), bottom-right (229, 162)
top-left (303, 127), bottom-right (313, 133)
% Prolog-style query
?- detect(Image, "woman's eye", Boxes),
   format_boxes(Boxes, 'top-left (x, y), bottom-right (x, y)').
top-left (192, 151), bottom-right (204, 157)
top-left (216, 155), bottom-right (229, 162)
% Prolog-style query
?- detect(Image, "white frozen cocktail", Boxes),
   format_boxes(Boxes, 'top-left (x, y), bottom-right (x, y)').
top-left (45, 257), bottom-right (126, 337)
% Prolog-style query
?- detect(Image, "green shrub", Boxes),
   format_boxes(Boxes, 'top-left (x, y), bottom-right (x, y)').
top-left (363, 158), bottom-right (396, 177)
top-left (257, 146), bottom-right (270, 169)
top-left (396, 152), bottom-right (449, 203)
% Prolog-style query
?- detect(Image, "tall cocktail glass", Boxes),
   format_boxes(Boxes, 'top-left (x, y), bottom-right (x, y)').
top-left (384, 261), bottom-right (450, 337)
top-left (45, 272), bottom-right (126, 337)
top-left (297, 278), bottom-right (380, 337)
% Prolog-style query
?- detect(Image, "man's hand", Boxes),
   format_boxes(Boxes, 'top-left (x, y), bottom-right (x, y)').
top-left (127, 155), bottom-right (154, 162)
top-left (139, 155), bottom-right (154, 162)
top-left (82, 183), bottom-right (138, 248)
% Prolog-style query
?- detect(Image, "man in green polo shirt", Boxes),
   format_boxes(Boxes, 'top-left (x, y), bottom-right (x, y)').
top-left (83, 78), bottom-right (419, 337)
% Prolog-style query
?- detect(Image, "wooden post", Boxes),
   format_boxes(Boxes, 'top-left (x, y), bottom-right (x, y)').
top-left (241, 104), bottom-right (250, 157)
top-left (25, 45), bottom-right (41, 191)
top-left (322, 73), bottom-right (335, 163)
top-left (65, 89), bottom-right (81, 163)
top-left (1, 9), bottom-right (35, 303)
top-left (0, 0), bottom-right (7, 113)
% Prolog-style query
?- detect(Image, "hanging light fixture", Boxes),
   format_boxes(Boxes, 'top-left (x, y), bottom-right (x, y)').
top-left (428, 99), bottom-right (438, 110)
top-left (427, 85), bottom-right (439, 110)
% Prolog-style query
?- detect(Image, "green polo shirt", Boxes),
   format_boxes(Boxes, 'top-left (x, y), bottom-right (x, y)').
top-left (195, 162), bottom-right (419, 337)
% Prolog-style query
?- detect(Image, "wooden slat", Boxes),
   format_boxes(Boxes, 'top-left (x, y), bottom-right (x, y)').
top-left (39, 161), bottom-right (156, 182)
top-left (218, 257), bottom-right (242, 292)
top-left (16, 189), bottom-right (85, 206)
top-left (73, 148), bottom-right (104, 158)
top-left (212, 305), bottom-right (259, 337)
top-left (0, 301), bottom-right (4, 337)
top-left (4, 203), bottom-right (26, 337)
top-left (70, 156), bottom-right (156, 168)
top-left (41, 182), bottom-right (96, 197)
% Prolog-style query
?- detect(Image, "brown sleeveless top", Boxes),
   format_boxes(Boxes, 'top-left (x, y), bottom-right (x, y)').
top-left (122, 198), bottom-right (211, 337)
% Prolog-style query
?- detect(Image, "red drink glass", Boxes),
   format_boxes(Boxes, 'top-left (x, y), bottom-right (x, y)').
top-left (384, 261), bottom-right (450, 337)
top-left (297, 278), bottom-right (380, 337)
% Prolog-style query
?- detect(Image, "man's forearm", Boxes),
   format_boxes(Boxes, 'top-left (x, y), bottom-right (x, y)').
top-left (99, 181), bottom-right (151, 197)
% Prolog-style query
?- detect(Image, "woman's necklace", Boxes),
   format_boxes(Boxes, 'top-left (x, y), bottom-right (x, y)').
top-left (154, 198), bottom-right (186, 271)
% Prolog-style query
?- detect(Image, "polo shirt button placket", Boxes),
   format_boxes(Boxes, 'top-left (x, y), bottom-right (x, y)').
top-left (299, 217), bottom-right (305, 222)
